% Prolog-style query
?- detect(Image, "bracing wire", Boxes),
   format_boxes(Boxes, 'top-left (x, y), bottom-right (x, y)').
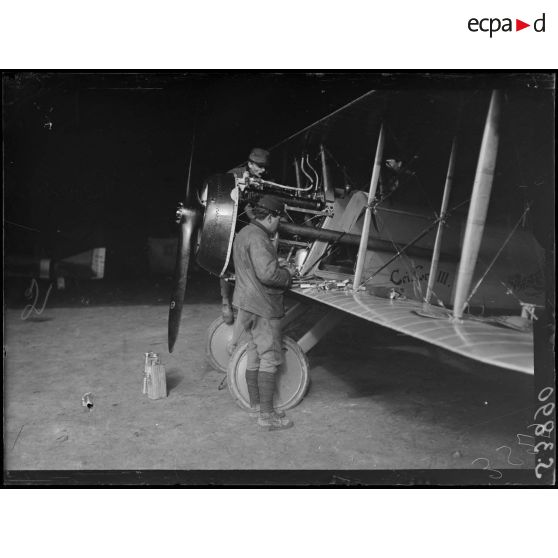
top-left (465, 203), bottom-right (533, 307)
top-left (357, 197), bottom-right (471, 290)
top-left (383, 121), bottom-right (436, 213)
top-left (324, 147), bottom-right (356, 187)
top-left (5, 220), bottom-right (41, 233)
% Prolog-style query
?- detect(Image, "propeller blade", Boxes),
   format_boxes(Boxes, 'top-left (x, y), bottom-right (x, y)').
top-left (168, 207), bottom-right (201, 353)
top-left (184, 128), bottom-right (196, 206)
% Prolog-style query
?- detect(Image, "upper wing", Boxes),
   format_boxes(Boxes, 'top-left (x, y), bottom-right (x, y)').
top-left (291, 285), bottom-right (534, 375)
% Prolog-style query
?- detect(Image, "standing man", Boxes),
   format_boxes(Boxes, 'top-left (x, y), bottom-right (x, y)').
top-left (220, 148), bottom-right (272, 324)
top-left (232, 194), bottom-right (296, 431)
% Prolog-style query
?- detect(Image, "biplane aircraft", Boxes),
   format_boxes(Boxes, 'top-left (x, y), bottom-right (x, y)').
top-left (168, 87), bottom-right (550, 413)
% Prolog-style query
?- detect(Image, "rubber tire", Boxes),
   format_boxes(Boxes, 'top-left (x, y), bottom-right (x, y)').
top-left (205, 315), bottom-right (234, 373)
top-left (227, 336), bottom-right (310, 412)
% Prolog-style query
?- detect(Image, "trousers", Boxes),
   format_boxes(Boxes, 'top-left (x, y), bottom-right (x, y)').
top-left (231, 308), bottom-right (283, 374)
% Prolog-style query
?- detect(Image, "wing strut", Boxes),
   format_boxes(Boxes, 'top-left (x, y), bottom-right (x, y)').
top-left (425, 137), bottom-right (457, 304)
top-left (353, 123), bottom-right (385, 290)
top-left (452, 90), bottom-right (502, 320)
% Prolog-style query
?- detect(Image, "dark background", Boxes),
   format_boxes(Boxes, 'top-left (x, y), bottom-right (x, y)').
top-left (3, 72), bottom-right (554, 278)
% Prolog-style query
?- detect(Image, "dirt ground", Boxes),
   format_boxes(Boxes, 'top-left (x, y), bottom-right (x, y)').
top-left (3, 275), bottom-right (538, 481)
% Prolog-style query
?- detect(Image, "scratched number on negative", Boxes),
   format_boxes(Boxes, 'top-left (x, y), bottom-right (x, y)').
top-left (533, 387), bottom-right (555, 480)
top-left (471, 457), bottom-right (502, 480)
top-left (495, 446), bottom-right (523, 466)
top-left (516, 434), bottom-right (537, 455)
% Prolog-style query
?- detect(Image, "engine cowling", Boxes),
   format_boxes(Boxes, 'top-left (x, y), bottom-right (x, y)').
top-left (196, 173), bottom-right (238, 276)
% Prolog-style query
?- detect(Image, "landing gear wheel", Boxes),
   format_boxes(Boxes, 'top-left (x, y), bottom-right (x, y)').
top-left (206, 315), bottom-right (250, 373)
top-left (205, 316), bottom-right (234, 373)
top-left (227, 336), bottom-right (310, 412)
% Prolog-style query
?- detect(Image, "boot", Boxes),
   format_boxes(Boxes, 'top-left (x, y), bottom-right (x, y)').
top-left (257, 411), bottom-right (294, 431)
top-left (248, 405), bottom-right (285, 419)
top-left (257, 371), bottom-right (293, 430)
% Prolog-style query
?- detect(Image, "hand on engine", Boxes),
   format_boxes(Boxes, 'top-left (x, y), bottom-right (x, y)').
top-left (280, 260), bottom-right (298, 277)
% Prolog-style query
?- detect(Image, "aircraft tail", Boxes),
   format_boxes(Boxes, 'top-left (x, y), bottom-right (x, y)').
top-left (58, 247), bottom-right (106, 279)
top-left (5, 247), bottom-right (106, 280)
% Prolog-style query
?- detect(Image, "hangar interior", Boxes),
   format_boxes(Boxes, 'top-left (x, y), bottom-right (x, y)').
top-left (3, 73), bottom-right (554, 480)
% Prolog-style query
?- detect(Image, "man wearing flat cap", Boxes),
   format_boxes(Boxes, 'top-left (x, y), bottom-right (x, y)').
top-left (230, 147), bottom-right (271, 182)
top-left (220, 148), bottom-right (272, 326)
top-left (231, 194), bottom-right (297, 431)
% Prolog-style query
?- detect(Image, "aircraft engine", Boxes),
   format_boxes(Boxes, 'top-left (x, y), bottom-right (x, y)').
top-left (167, 159), bottom-right (333, 352)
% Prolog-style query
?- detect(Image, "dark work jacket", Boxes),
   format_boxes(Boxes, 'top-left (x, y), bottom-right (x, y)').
top-left (232, 221), bottom-right (292, 318)
top-left (229, 165), bottom-right (248, 179)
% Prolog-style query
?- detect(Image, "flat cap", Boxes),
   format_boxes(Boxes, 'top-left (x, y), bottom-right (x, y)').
top-left (248, 147), bottom-right (270, 167)
top-left (256, 194), bottom-right (286, 216)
